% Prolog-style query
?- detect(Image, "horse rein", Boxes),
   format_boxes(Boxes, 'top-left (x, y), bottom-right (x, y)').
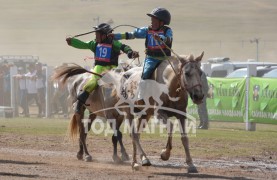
top-left (154, 35), bottom-right (186, 92)
top-left (124, 56), bottom-right (141, 71)
top-left (178, 62), bottom-right (202, 92)
top-left (154, 35), bottom-right (203, 93)
top-left (154, 36), bottom-right (178, 75)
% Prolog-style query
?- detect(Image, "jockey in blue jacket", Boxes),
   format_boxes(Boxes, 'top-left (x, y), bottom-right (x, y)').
top-left (112, 7), bottom-right (173, 100)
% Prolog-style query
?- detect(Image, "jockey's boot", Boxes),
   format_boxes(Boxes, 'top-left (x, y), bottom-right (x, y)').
top-left (75, 90), bottom-right (90, 115)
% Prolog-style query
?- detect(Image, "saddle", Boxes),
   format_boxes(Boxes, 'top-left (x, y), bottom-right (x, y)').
top-left (152, 57), bottom-right (178, 84)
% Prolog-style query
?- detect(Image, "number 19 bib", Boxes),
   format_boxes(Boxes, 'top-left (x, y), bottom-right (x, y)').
top-left (95, 43), bottom-right (112, 62)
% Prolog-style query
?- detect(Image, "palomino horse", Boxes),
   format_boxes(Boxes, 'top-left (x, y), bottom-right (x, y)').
top-left (52, 65), bottom-right (129, 163)
top-left (99, 52), bottom-right (205, 173)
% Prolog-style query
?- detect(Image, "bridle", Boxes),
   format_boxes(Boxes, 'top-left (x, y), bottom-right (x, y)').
top-left (177, 61), bottom-right (202, 92)
top-left (154, 39), bottom-right (202, 93)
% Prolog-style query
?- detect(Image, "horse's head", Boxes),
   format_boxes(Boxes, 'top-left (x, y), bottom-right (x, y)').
top-left (179, 52), bottom-right (205, 104)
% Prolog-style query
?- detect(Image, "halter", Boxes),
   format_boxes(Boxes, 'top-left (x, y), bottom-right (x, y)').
top-left (154, 37), bottom-right (202, 93)
top-left (177, 61), bottom-right (202, 92)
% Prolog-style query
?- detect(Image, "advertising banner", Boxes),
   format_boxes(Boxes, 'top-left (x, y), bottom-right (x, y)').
top-left (249, 78), bottom-right (277, 124)
top-left (187, 78), bottom-right (246, 122)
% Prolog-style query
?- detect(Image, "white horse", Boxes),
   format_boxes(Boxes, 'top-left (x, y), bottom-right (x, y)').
top-left (52, 65), bottom-right (129, 163)
top-left (99, 71), bottom-right (179, 117)
top-left (100, 52), bottom-right (205, 173)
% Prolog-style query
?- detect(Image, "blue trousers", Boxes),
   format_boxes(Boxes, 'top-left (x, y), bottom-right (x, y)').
top-left (141, 57), bottom-right (161, 79)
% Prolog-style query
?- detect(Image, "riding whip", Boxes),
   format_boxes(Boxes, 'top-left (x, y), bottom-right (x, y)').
top-left (72, 24), bottom-right (139, 38)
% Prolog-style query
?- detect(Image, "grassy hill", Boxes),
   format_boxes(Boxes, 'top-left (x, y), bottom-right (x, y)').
top-left (0, 0), bottom-right (276, 66)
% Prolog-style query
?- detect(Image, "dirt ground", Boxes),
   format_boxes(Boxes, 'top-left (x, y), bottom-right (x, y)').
top-left (0, 133), bottom-right (276, 180)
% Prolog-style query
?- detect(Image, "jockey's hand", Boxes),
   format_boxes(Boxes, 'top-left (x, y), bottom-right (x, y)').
top-left (153, 33), bottom-right (162, 42)
top-left (127, 51), bottom-right (139, 59)
top-left (132, 51), bottom-right (139, 58)
top-left (66, 37), bottom-right (72, 45)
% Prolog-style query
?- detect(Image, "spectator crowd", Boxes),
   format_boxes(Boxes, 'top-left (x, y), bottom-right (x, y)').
top-left (0, 61), bottom-right (70, 118)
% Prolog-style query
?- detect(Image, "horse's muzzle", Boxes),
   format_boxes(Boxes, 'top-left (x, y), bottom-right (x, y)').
top-left (191, 94), bottom-right (204, 105)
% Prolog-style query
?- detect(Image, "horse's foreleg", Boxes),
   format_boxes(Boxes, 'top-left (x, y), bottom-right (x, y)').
top-left (108, 116), bottom-right (129, 163)
top-left (109, 119), bottom-right (120, 163)
top-left (136, 133), bottom-right (151, 166)
top-left (161, 120), bottom-right (173, 161)
top-left (77, 138), bottom-right (84, 160)
top-left (131, 130), bottom-right (139, 170)
top-left (117, 130), bottom-right (129, 161)
top-left (134, 117), bottom-right (151, 167)
top-left (111, 134), bottom-right (121, 163)
top-left (131, 132), bottom-right (151, 169)
top-left (180, 118), bottom-right (198, 173)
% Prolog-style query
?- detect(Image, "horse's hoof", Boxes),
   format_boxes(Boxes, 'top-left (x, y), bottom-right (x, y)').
top-left (187, 165), bottom-right (198, 173)
top-left (142, 159), bottom-right (151, 166)
top-left (121, 153), bottom-right (130, 162)
top-left (160, 149), bottom-right (170, 161)
top-left (132, 163), bottom-right (140, 171)
top-left (113, 155), bottom-right (122, 163)
top-left (77, 153), bottom-right (83, 160)
top-left (84, 155), bottom-right (92, 162)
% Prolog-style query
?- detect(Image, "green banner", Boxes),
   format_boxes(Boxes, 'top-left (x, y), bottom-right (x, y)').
top-left (187, 78), bottom-right (246, 122)
top-left (249, 78), bottom-right (277, 124)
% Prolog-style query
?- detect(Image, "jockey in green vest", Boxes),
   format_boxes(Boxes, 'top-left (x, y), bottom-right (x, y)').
top-left (66, 23), bottom-right (139, 114)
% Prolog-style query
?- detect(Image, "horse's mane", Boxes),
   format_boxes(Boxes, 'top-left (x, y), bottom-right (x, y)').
top-left (164, 54), bottom-right (196, 68)
top-left (178, 54), bottom-right (195, 62)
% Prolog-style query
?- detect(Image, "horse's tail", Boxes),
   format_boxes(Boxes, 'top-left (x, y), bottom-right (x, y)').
top-left (68, 114), bottom-right (79, 141)
top-left (52, 63), bottom-right (102, 85)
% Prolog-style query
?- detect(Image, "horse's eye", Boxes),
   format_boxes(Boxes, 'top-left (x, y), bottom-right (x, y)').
top-left (185, 72), bottom-right (190, 77)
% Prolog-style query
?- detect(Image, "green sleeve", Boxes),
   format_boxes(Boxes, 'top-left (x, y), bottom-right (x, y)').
top-left (70, 38), bottom-right (97, 52)
top-left (113, 40), bottom-right (132, 54)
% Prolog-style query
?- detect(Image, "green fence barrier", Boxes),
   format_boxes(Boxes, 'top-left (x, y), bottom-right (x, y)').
top-left (249, 77), bottom-right (277, 124)
top-left (187, 77), bottom-right (277, 124)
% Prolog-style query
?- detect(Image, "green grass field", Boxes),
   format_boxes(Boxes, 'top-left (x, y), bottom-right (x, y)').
top-left (1, 117), bottom-right (276, 160)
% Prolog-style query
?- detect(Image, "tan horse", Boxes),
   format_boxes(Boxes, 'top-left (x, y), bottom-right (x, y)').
top-left (100, 52), bottom-right (205, 173)
top-left (52, 65), bottom-right (129, 163)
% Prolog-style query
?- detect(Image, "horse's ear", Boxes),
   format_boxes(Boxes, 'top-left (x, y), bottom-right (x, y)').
top-left (195, 51), bottom-right (204, 62)
top-left (178, 56), bottom-right (187, 65)
top-left (178, 56), bottom-right (187, 71)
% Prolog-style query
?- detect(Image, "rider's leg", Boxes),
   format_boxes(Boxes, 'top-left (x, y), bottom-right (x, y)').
top-left (75, 65), bottom-right (116, 114)
top-left (137, 57), bottom-right (161, 100)
top-left (75, 74), bottom-right (98, 115)
top-left (75, 90), bottom-right (90, 114)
